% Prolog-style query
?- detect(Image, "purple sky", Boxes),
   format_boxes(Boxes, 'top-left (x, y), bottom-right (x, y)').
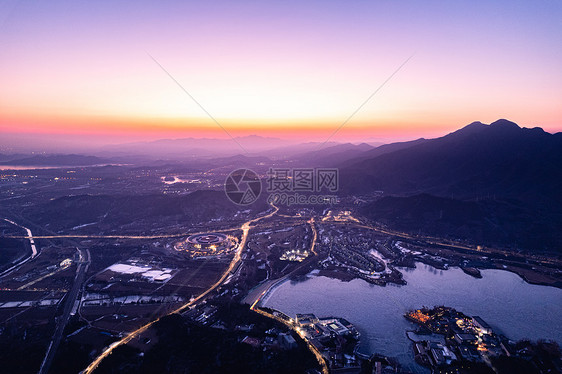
top-left (1, 0), bottom-right (561, 151)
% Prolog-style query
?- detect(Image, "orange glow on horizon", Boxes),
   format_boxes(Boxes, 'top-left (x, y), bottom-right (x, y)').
top-left (0, 113), bottom-right (475, 142)
top-left (2, 110), bottom-right (560, 144)
top-left (1, 1), bottom-right (561, 147)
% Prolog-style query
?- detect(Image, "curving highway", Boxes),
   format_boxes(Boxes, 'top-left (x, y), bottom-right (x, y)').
top-left (80, 204), bottom-right (279, 374)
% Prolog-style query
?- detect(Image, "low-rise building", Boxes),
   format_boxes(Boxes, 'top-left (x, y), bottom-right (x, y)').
top-left (278, 332), bottom-right (297, 350)
top-left (472, 316), bottom-right (493, 334)
top-left (296, 313), bottom-right (319, 326)
top-left (454, 333), bottom-right (477, 345)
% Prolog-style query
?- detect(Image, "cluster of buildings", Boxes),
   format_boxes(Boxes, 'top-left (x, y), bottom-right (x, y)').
top-left (321, 210), bottom-right (359, 223)
top-left (294, 313), bottom-right (362, 371)
top-left (174, 233), bottom-right (236, 258)
top-left (279, 248), bottom-right (310, 262)
top-left (240, 329), bottom-right (299, 351)
top-left (319, 228), bottom-right (386, 277)
top-left (184, 303), bottom-right (301, 353)
top-left (81, 293), bottom-right (184, 307)
top-left (10, 257), bottom-right (72, 287)
top-left (405, 306), bottom-right (518, 370)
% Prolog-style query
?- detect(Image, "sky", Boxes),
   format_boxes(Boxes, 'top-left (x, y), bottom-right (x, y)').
top-left (1, 0), bottom-right (561, 151)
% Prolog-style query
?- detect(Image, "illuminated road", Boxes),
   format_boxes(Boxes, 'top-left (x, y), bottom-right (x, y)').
top-left (16, 263), bottom-right (70, 290)
top-left (245, 214), bottom-right (328, 374)
top-left (347, 219), bottom-right (488, 253)
top-left (39, 247), bottom-right (90, 374)
top-left (7, 234), bottom-right (190, 239)
top-left (308, 217), bottom-right (318, 255)
top-left (4, 226), bottom-right (244, 241)
top-left (0, 218), bottom-right (39, 278)
top-left (81, 204), bottom-right (279, 374)
top-left (250, 299), bottom-right (328, 374)
top-left (328, 215), bottom-right (562, 271)
top-left (244, 214), bottom-right (318, 306)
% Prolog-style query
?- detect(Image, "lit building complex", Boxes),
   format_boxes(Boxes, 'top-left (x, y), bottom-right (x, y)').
top-left (174, 233), bottom-right (237, 257)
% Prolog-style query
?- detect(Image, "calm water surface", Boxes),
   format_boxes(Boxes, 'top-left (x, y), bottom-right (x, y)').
top-left (263, 264), bottom-right (562, 373)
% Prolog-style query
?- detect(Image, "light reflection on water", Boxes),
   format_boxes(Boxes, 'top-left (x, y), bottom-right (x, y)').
top-left (263, 263), bottom-right (562, 373)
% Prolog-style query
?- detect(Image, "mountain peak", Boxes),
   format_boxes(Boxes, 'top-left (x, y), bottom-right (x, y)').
top-left (489, 118), bottom-right (520, 129)
top-left (450, 119), bottom-right (522, 139)
top-left (449, 121), bottom-right (487, 136)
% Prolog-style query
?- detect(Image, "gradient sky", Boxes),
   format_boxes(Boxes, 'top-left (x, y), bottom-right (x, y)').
top-left (1, 0), bottom-right (561, 150)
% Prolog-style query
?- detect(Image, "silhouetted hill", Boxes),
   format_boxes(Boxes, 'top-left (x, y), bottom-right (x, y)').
top-left (342, 119), bottom-right (562, 206)
top-left (264, 141), bottom-right (341, 158)
top-left (339, 138), bottom-right (427, 166)
top-left (101, 136), bottom-right (293, 158)
top-left (207, 154), bottom-right (271, 168)
top-left (292, 143), bottom-right (374, 166)
top-left (359, 194), bottom-right (562, 252)
top-left (0, 153), bottom-right (26, 162)
top-left (344, 119), bottom-right (562, 252)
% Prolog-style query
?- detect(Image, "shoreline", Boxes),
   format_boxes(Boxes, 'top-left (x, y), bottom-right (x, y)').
top-left (317, 259), bottom-right (562, 290)
top-left (251, 258), bottom-right (562, 326)
top-left (258, 264), bottom-right (562, 372)
top-left (257, 260), bottom-right (562, 300)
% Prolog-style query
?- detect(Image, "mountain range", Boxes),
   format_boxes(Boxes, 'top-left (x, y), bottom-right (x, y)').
top-left (339, 119), bottom-right (562, 206)
top-left (332, 119), bottom-right (562, 252)
top-left (3, 119), bottom-right (560, 252)
top-left (98, 135), bottom-right (363, 159)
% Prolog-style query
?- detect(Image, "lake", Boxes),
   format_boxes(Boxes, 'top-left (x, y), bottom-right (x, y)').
top-left (262, 263), bottom-right (562, 373)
